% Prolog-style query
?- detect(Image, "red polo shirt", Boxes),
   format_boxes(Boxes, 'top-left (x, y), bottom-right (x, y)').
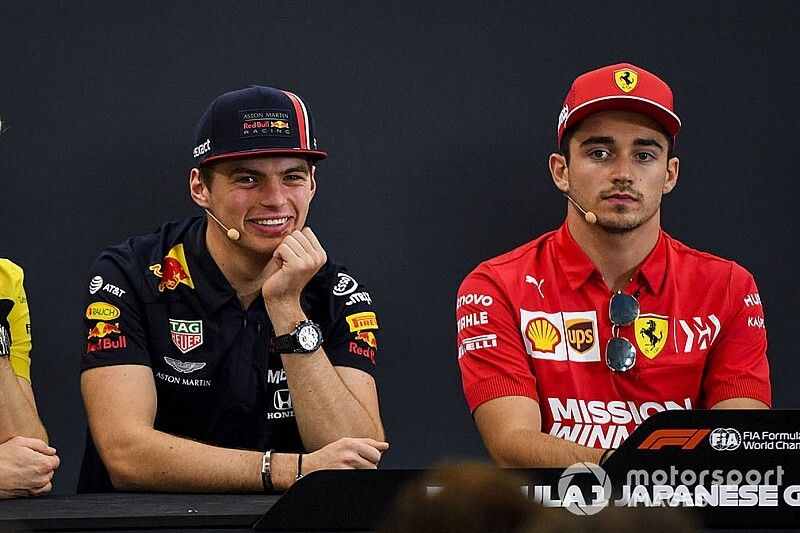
top-left (457, 222), bottom-right (770, 449)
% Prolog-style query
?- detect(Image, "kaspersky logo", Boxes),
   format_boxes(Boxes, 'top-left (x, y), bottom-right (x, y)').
top-left (149, 244), bottom-right (195, 292)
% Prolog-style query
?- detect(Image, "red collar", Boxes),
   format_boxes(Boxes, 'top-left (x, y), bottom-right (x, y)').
top-left (553, 221), bottom-right (668, 295)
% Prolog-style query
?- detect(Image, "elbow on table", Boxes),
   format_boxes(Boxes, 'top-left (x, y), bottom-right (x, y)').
top-left (99, 439), bottom-right (152, 491)
top-left (105, 455), bottom-right (147, 491)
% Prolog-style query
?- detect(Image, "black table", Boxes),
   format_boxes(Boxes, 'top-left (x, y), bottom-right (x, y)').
top-left (0, 492), bottom-right (280, 531)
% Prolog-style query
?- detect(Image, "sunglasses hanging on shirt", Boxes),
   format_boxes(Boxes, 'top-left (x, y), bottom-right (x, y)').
top-left (605, 290), bottom-right (640, 372)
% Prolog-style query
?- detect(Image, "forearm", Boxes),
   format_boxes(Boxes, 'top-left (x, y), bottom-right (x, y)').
top-left (0, 359), bottom-right (47, 442)
top-left (99, 427), bottom-right (299, 492)
top-left (268, 300), bottom-right (383, 450)
top-left (281, 352), bottom-right (384, 450)
top-left (485, 427), bottom-right (604, 468)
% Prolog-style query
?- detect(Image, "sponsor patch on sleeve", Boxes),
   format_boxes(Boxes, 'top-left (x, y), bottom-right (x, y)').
top-left (86, 302), bottom-right (121, 320)
top-left (346, 311), bottom-right (378, 332)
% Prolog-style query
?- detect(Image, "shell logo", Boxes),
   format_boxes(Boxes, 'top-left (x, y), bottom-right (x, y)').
top-left (525, 317), bottom-right (561, 353)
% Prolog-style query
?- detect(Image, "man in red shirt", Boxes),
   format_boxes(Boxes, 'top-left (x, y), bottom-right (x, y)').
top-left (456, 63), bottom-right (770, 467)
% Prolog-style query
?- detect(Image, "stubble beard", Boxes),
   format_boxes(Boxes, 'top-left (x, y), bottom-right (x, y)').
top-left (597, 203), bottom-right (660, 234)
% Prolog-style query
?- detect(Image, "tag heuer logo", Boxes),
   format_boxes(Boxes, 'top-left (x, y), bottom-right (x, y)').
top-left (169, 319), bottom-right (203, 354)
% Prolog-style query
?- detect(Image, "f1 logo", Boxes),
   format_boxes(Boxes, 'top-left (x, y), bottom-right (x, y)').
top-left (273, 389), bottom-right (293, 411)
top-left (637, 429), bottom-right (710, 450)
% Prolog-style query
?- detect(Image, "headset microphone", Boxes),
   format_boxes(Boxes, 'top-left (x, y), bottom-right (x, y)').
top-left (562, 193), bottom-right (597, 224)
top-left (204, 210), bottom-right (241, 240)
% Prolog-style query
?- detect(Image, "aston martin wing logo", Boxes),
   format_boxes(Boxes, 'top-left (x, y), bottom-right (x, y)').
top-left (164, 356), bottom-right (207, 374)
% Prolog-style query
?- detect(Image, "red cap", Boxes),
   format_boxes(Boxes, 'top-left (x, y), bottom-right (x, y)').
top-left (556, 63), bottom-right (681, 145)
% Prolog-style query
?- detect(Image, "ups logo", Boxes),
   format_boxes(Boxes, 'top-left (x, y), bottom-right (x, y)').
top-left (566, 319), bottom-right (594, 353)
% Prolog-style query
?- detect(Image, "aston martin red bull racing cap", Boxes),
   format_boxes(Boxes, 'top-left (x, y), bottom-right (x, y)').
top-left (557, 62), bottom-right (681, 145)
top-left (192, 85), bottom-right (327, 166)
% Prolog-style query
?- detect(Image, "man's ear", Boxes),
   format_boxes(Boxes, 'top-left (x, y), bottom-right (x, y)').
top-left (309, 165), bottom-right (317, 201)
top-left (550, 153), bottom-right (570, 193)
top-left (662, 157), bottom-right (679, 195)
top-left (189, 168), bottom-right (211, 208)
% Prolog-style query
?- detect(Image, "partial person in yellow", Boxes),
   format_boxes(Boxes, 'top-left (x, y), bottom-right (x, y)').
top-left (0, 257), bottom-right (60, 497)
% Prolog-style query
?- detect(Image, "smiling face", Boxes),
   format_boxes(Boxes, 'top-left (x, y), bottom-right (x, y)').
top-left (190, 155), bottom-right (316, 258)
top-left (550, 110), bottom-right (679, 234)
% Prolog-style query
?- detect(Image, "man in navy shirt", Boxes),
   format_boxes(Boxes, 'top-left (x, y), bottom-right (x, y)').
top-left (79, 86), bottom-right (386, 492)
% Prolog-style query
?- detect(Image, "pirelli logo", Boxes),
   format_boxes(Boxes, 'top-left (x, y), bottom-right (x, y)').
top-left (346, 312), bottom-right (378, 332)
top-left (637, 429), bottom-right (711, 450)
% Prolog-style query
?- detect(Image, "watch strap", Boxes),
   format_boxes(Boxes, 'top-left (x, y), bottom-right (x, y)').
top-left (272, 320), bottom-right (322, 354)
top-left (272, 331), bottom-right (298, 353)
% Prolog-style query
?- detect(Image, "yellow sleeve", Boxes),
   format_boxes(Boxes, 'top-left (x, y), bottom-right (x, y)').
top-left (0, 259), bottom-right (32, 382)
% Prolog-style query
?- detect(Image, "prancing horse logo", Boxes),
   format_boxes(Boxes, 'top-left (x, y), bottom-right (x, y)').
top-left (614, 68), bottom-right (638, 93)
top-left (639, 319), bottom-right (662, 348)
top-left (634, 314), bottom-right (668, 359)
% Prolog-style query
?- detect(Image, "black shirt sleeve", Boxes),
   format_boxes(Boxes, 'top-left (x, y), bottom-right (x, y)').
top-left (82, 245), bottom-right (152, 371)
top-left (310, 264), bottom-right (379, 376)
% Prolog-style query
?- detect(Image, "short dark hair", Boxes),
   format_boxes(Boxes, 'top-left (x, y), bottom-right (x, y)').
top-left (198, 164), bottom-right (215, 188)
top-left (559, 120), bottom-right (675, 164)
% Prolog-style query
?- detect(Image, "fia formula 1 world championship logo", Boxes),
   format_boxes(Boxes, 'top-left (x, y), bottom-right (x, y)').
top-left (558, 462), bottom-right (612, 516)
top-left (709, 428), bottom-right (742, 451)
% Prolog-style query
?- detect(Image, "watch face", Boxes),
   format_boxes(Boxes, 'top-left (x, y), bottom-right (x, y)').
top-left (297, 324), bottom-right (321, 351)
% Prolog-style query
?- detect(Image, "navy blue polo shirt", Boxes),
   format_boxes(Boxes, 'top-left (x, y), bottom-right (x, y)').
top-left (77, 216), bottom-right (379, 492)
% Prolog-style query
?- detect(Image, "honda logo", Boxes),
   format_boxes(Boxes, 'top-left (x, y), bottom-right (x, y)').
top-left (273, 389), bottom-right (293, 411)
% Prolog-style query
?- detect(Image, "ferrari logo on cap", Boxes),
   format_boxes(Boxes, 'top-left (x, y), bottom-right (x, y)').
top-left (614, 69), bottom-right (638, 93)
top-left (635, 314), bottom-right (668, 359)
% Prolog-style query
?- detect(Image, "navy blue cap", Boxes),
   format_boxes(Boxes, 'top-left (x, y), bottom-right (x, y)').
top-left (192, 85), bottom-right (327, 166)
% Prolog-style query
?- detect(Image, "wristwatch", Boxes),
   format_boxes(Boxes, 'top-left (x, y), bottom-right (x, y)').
top-left (272, 320), bottom-right (323, 354)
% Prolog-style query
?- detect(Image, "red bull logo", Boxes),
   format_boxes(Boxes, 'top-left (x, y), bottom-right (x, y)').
top-left (355, 331), bottom-right (378, 349)
top-left (348, 341), bottom-right (376, 364)
top-left (149, 244), bottom-right (195, 292)
top-left (88, 321), bottom-right (122, 339)
top-left (87, 336), bottom-right (128, 353)
top-left (271, 120), bottom-right (289, 129)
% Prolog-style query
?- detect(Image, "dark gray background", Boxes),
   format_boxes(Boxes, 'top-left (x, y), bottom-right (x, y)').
top-left (1, 1), bottom-right (798, 493)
